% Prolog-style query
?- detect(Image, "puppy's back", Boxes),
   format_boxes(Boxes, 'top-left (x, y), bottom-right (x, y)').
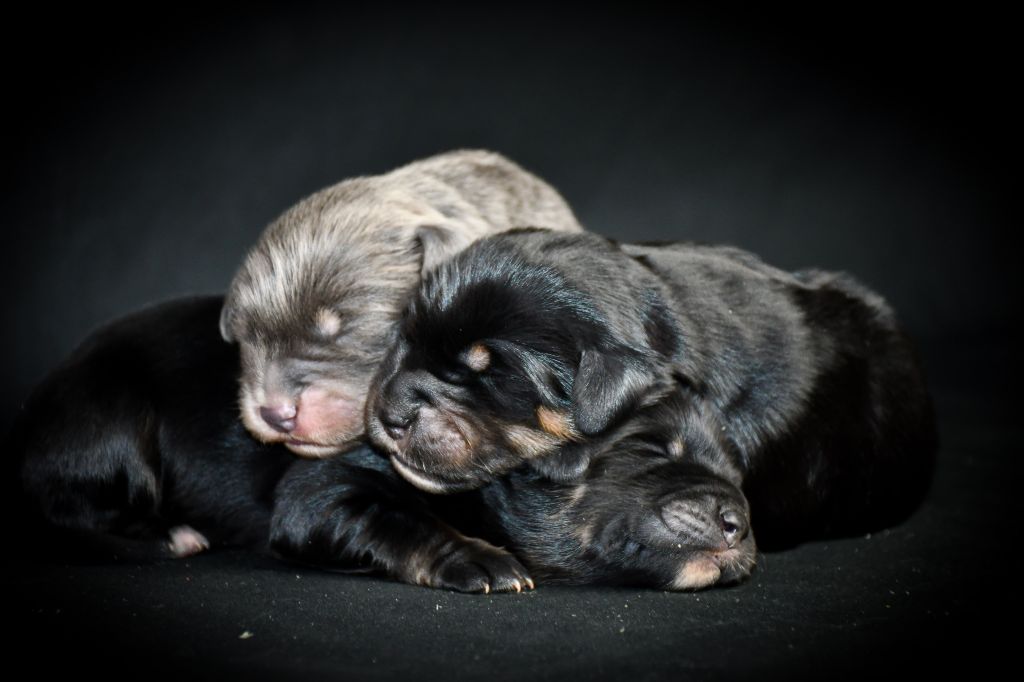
top-left (625, 241), bottom-right (937, 541)
top-left (9, 297), bottom-right (282, 559)
top-left (389, 149), bottom-right (582, 236)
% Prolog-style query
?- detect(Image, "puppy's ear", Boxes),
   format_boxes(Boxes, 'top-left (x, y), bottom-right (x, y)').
top-left (571, 349), bottom-right (657, 436)
top-left (415, 224), bottom-right (475, 274)
top-left (219, 297), bottom-right (236, 343)
top-left (531, 445), bottom-right (592, 482)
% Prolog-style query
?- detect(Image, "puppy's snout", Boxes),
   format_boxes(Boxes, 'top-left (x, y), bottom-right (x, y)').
top-left (259, 404), bottom-right (297, 433)
top-left (380, 411), bottom-right (413, 443)
top-left (719, 507), bottom-right (748, 549)
top-left (660, 496), bottom-right (750, 551)
top-left (377, 372), bottom-right (433, 432)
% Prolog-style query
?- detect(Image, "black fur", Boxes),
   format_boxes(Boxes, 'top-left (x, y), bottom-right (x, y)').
top-left (9, 296), bottom-right (532, 593)
top-left (367, 229), bottom-right (937, 589)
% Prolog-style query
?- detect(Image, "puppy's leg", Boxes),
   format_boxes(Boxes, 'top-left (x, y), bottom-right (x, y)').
top-left (16, 413), bottom-right (184, 562)
top-left (20, 459), bottom-right (207, 562)
top-left (270, 447), bottom-right (533, 594)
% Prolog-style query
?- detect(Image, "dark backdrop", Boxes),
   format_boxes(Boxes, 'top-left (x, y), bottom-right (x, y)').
top-left (5, 6), bottom-right (1017, 680)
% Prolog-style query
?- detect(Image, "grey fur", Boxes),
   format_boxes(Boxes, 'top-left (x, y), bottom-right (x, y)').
top-left (221, 150), bottom-right (583, 457)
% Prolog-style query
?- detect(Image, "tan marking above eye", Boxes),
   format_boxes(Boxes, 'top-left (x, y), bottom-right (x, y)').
top-left (463, 342), bottom-right (491, 372)
top-left (315, 308), bottom-right (343, 336)
top-left (536, 406), bottom-right (578, 441)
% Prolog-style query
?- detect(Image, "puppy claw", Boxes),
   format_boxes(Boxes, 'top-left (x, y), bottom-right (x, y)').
top-left (525, 577), bottom-right (535, 590)
top-left (428, 536), bottom-right (532, 594)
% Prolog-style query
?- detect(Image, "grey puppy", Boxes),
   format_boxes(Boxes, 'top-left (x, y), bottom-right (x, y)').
top-left (220, 150), bottom-right (582, 458)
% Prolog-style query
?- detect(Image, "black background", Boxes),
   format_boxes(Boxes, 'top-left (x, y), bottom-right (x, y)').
top-left (5, 5), bottom-right (1017, 680)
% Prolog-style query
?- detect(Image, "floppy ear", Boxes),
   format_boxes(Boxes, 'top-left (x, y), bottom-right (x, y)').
top-left (571, 349), bottom-right (657, 436)
top-left (530, 444), bottom-right (592, 483)
top-left (219, 297), bottom-right (236, 343)
top-left (415, 224), bottom-right (476, 274)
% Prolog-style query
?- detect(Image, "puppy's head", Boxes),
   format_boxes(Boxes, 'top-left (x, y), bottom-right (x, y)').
top-left (367, 231), bottom-right (678, 491)
top-left (563, 400), bottom-right (758, 590)
top-left (221, 182), bottom-right (479, 458)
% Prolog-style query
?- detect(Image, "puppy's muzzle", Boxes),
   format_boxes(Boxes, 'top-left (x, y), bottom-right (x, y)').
top-left (371, 369), bottom-right (467, 458)
top-left (659, 498), bottom-right (749, 551)
top-left (260, 404), bottom-right (297, 434)
top-left (378, 410), bottom-right (413, 452)
top-left (371, 370), bottom-right (427, 452)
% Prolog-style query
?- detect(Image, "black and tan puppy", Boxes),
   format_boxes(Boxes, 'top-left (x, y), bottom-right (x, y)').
top-left (10, 296), bottom-right (533, 593)
top-left (367, 229), bottom-right (937, 589)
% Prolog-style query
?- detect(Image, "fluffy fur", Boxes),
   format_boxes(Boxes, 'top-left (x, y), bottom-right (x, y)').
top-left (9, 297), bottom-right (532, 593)
top-left (220, 150), bottom-right (582, 458)
top-left (367, 229), bottom-right (938, 589)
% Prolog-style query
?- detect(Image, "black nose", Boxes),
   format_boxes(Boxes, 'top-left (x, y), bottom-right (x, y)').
top-left (379, 411), bottom-right (412, 442)
top-left (260, 405), bottom-right (297, 433)
top-left (719, 507), bottom-right (748, 548)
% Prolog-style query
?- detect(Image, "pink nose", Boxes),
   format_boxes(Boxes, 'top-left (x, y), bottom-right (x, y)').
top-left (260, 404), bottom-right (297, 433)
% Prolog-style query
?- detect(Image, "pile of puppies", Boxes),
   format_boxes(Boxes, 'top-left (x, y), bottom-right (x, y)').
top-left (11, 150), bottom-right (936, 592)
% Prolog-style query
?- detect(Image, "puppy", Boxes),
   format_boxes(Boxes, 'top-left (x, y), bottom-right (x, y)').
top-left (220, 150), bottom-right (582, 458)
top-left (367, 229), bottom-right (937, 589)
top-left (10, 297), bottom-right (533, 593)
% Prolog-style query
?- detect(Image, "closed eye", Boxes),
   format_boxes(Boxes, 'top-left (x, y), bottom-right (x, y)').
top-left (437, 365), bottom-right (473, 385)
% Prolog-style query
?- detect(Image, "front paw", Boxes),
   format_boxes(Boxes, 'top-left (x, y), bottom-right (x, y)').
top-left (427, 536), bottom-right (535, 594)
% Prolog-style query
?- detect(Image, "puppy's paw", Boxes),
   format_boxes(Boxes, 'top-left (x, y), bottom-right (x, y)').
top-left (429, 537), bottom-right (534, 594)
top-left (167, 525), bottom-right (211, 558)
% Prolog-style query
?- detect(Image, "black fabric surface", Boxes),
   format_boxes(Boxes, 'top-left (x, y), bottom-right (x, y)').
top-left (5, 7), bottom-right (1016, 680)
top-left (9, 384), bottom-right (1012, 680)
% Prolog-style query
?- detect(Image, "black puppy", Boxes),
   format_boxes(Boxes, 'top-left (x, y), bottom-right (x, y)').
top-left (367, 229), bottom-right (937, 589)
top-left (10, 296), bottom-right (533, 593)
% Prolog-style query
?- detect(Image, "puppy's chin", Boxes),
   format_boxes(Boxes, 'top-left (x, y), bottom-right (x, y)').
top-left (284, 441), bottom-right (347, 459)
top-left (389, 453), bottom-right (483, 494)
top-left (281, 420), bottom-right (364, 459)
top-left (668, 544), bottom-right (758, 590)
top-left (240, 408), bottom-right (360, 458)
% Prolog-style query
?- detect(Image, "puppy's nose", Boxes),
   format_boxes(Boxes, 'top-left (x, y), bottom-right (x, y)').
top-left (260, 404), bottom-right (297, 433)
top-left (719, 507), bottom-right (748, 548)
top-left (379, 410), bottom-right (413, 443)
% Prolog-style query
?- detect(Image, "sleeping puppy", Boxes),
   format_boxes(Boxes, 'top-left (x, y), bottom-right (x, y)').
top-left (10, 296), bottom-right (533, 593)
top-left (366, 229), bottom-right (937, 589)
top-left (220, 150), bottom-right (582, 459)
